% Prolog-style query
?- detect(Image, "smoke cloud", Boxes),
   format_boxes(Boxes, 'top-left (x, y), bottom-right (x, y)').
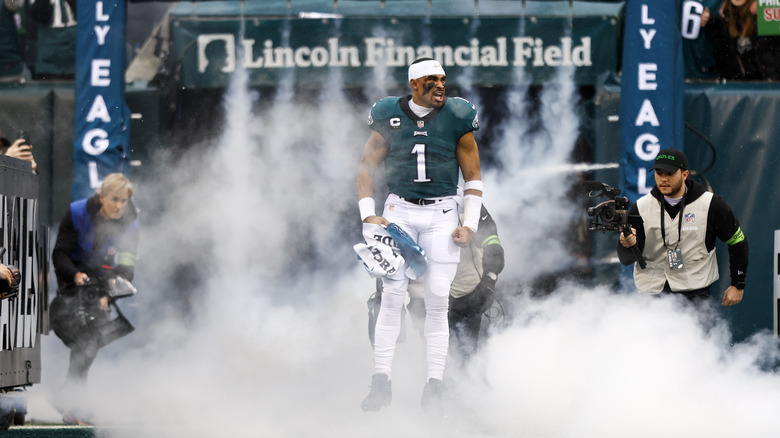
top-left (25, 33), bottom-right (780, 438)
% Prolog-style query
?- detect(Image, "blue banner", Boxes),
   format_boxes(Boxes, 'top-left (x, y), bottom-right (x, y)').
top-left (72, 0), bottom-right (131, 201)
top-left (619, 0), bottom-right (685, 204)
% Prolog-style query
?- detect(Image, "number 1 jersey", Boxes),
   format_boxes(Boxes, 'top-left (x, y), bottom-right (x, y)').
top-left (368, 95), bottom-right (479, 199)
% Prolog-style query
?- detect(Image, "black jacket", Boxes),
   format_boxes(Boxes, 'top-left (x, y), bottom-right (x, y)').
top-left (52, 195), bottom-right (139, 287)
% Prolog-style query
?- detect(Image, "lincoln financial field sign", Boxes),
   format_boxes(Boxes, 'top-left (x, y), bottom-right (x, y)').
top-left (171, 16), bottom-right (620, 88)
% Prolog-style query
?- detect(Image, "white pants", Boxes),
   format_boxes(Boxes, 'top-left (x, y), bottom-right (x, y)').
top-left (373, 194), bottom-right (460, 381)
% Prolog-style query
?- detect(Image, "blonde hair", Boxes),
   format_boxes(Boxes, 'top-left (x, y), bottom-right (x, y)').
top-left (98, 173), bottom-right (134, 198)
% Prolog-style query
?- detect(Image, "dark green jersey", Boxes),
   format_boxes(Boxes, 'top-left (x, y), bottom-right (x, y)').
top-left (368, 95), bottom-right (479, 199)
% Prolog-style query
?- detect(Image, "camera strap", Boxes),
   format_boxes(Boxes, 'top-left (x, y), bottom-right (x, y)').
top-left (660, 194), bottom-right (686, 250)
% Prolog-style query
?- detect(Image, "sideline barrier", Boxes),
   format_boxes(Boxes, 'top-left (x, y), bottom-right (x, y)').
top-left (775, 231), bottom-right (780, 338)
top-left (0, 155), bottom-right (50, 428)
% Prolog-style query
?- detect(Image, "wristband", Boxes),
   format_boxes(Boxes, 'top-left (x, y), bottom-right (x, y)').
top-left (464, 180), bottom-right (483, 192)
top-left (359, 197), bottom-right (376, 221)
top-left (462, 194), bottom-right (482, 233)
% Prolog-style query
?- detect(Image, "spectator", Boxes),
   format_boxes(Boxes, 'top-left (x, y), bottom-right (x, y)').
top-left (0, 0), bottom-right (25, 83)
top-left (702, 0), bottom-right (780, 81)
top-left (0, 129), bottom-right (37, 172)
top-left (30, 0), bottom-right (75, 79)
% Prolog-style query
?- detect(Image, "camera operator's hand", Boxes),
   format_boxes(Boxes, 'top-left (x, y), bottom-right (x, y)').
top-left (619, 227), bottom-right (637, 248)
top-left (0, 264), bottom-right (19, 293)
top-left (0, 264), bottom-right (13, 288)
top-left (74, 272), bottom-right (88, 285)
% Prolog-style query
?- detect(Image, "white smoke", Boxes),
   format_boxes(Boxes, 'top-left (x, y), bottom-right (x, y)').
top-left (483, 65), bottom-right (582, 284)
top-left (24, 35), bottom-right (780, 438)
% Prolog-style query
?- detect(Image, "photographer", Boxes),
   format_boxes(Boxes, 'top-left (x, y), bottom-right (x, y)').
top-left (442, 204), bottom-right (503, 364)
top-left (0, 130), bottom-right (37, 172)
top-left (52, 173), bottom-right (139, 394)
top-left (617, 148), bottom-right (748, 306)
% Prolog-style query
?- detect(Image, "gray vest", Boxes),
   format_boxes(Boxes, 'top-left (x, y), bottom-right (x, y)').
top-left (634, 191), bottom-right (719, 293)
top-left (450, 242), bottom-right (483, 299)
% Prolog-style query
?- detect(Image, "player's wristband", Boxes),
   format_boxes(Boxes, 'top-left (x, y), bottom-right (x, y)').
top-left (359, 197), bottom-right (376, 222)
top-left (462, 194), bottom-right (482, 233)
top-left (464, 180), bottom-right (483, 192)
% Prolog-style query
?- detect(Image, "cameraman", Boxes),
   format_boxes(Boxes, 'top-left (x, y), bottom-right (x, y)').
top-left (617, 148), bottom-right (748, 306)
top-left (52, 173), bottom-right (139, 389)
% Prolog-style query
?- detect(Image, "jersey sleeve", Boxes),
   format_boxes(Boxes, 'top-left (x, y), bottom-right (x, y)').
top-left (367, 97), bottom-right (398, 138)
top-left (447, 97), bottom-right (480, 139)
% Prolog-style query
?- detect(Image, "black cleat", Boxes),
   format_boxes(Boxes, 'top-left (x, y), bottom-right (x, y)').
top-left (420, 378), bottom-right (444, 419)
top-left (361, 373), bottom-right (392, 412)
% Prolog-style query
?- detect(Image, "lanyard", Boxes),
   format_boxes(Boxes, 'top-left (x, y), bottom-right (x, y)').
top-left (660, 195), bottom-right (685, 250)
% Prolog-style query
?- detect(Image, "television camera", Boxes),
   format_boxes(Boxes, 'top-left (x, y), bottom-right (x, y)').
top-left (584, 181), bottom-right (646, 269)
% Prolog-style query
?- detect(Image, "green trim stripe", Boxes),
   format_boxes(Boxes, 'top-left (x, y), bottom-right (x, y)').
top-left (117, 252), bottom-right (136, 266)
top-left (481, 235), bottom-right (502, 248)
top-left (726, 227), bottom-right (745, 246)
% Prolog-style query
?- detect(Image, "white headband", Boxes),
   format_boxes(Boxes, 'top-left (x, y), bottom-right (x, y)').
top-left (408, 60), bottom-right (445, 83)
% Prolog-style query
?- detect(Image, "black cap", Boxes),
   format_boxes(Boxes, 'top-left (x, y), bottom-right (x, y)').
top-left (652, 148), bottom-right (689, 174)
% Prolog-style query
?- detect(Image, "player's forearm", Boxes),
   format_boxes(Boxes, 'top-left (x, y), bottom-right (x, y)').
top-left (357, 167), bottom-right (375, 200)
